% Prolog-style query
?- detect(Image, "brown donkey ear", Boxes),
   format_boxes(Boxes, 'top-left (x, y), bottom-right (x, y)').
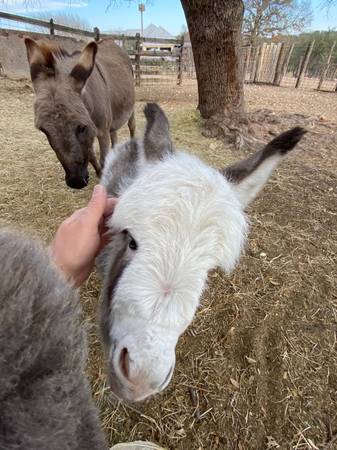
top-left (143, 103), bottom-right (173, 161)
top-left (223, 127), bottom-right (307, 208)
top-left (70, 41), bottom-right (97, 92)
top-left (24, 38), bottom-right (55, 82)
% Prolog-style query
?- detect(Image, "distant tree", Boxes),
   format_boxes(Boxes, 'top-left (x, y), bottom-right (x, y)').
top-left (243, 0), bottom-right (313, 45)
top-left (0, 2), bottom-right (91, 36)
top-left (0, 0), bottom-right (42, 7)
top-left (287, 30), bottom-right (337, 75)
top-left (33, 12), bottom-right (91, 32)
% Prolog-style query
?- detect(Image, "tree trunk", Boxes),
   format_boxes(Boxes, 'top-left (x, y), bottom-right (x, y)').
top-left (180, 0), bottom-right (247, 145)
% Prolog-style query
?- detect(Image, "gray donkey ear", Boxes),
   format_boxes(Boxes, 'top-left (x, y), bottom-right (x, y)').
top-left (24, 38), bottom-right (55, 82)
top-left (70, 41), bottom-right (97, 92)
top-left (223, 127), bottom-right (307, 208)
top-left (143, 103), bottom-right (173, 161)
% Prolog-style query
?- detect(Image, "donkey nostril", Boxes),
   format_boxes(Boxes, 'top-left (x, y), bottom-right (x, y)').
top-left (119, 347), bottom-right (130, 380)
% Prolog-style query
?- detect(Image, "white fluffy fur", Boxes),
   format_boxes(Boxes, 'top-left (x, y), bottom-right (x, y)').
top-left (102, 151), bottom-right (248, 400)
top-left (99, 110), bottom-right (303, 401)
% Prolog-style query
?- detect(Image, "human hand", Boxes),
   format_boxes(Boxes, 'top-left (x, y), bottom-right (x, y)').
top-left (51, 185), bottom-right (117, 287)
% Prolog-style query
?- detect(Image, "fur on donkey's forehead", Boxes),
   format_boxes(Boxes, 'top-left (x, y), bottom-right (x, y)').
top-left (110, 151), bottom-right (248, 273)
top-left (34, 82), bottom-right (93, 127)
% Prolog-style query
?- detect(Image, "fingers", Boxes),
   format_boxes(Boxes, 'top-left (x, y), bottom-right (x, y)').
top-left (69, 186), bottom-right (117, 237)
top-left (86, 184), bottom-right (107, 223)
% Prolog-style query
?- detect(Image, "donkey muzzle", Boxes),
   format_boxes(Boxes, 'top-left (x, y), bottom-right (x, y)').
top-left (65, 168), bottom-right (89, 189)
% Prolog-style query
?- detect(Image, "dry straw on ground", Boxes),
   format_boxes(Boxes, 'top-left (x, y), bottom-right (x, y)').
top-left (0, 77), bottom-right (336, 450)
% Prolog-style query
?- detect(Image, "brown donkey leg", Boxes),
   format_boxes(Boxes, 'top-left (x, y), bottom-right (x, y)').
top-left (89, 147), bottom-right (101, 178)
top-left (128, 111), bottom-right (136, 138)
top-left (98, 131), bottom-right (111, 170)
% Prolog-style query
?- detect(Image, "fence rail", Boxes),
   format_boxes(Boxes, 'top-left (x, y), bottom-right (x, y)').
top-left (0, 10), bottom-right (183, 85)
top-left (0, 11), bottom-right (179, 43)
top-left (0, 11), bottom-right (102, 40)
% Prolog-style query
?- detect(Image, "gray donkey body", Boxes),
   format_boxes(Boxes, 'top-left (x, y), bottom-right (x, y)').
top-left (25, 38), bottom-right (135, 189)
top-left (0, 229), bottom-right (107, 450)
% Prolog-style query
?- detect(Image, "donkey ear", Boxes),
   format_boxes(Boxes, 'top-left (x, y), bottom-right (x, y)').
top-left (70, 41), bottom-right (97, 92)
top-left (24, 38), bottom-right (55, 82)
top-left (223, 127), bottom-right (307, 208)
top-left (143, 103), bottom-right (173, 161)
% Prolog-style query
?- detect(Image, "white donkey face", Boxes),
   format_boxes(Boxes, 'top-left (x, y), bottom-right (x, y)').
top-left (101, 155), bottom-right (247, 401)
top-left (100, 104), bottom-right (306, 402)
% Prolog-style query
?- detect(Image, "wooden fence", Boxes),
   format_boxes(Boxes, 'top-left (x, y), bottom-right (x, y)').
top-left (0, 11), bottom-right (183, 86)
top-left (242, 40), bottom-right (337, 92)
top-left (1, 11), bottom-right (337, 91)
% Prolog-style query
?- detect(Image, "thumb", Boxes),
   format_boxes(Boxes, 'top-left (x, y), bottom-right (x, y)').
top-left (86, 184), bottom-right (107, 222)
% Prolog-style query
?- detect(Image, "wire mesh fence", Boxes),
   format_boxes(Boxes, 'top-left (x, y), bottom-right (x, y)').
top-left (242, 41), bottom-right (337, 92)
top-left (132, 55), bottom-right (180, 85)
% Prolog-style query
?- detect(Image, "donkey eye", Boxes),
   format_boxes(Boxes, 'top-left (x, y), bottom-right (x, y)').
top-left (122, 230), bottom-right (138, 251)
top-left (129, 238), bottom-right (138, 251)
top-left (76, 124), bottom-right (87, 137)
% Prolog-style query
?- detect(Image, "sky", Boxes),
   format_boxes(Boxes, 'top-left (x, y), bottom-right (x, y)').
top-left (0, 0), bottom-right (336, 36)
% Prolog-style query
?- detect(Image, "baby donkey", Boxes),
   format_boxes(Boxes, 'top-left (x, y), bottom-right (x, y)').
top-left (98, 103), bottom-right (306, 402)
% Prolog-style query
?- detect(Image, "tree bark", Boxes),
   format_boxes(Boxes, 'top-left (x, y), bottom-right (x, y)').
top-left (181, 0), bottom-right (247, 144)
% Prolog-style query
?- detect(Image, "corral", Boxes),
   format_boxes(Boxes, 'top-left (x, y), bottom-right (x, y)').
top-left (0, 75), bottom-right (336, 449)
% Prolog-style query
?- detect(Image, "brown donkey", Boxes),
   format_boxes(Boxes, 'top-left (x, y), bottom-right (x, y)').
top-left (25, 38), bottom-right (135, 189)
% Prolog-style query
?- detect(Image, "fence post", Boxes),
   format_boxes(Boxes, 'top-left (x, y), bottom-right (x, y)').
top-left (49, 18), bottom-right (54, 36)
top-left (243, 45), bottom-right (252, 82)
top-left (283, 43), bottom-right (294, 82)
top-left (93, 27), bottom-right (100, 41)
top-left (294, 56), bottom-right (303, 78)
top-left (249, 46), bottom-right (258, 82)
top-left (254, 43), bottom-right (266, 83)
top-left (273, 43), bottom-right (287, 86)
top-left (269, 43), bottom-right (279, 83)
top-left (317, 41), bottom-right (336, 91)
top-left (177, 35), bottom-right (184, 85)
top-left (295, 40), bottom-right (315, 88)
top-left (135, 32), bottom-right (141, 87)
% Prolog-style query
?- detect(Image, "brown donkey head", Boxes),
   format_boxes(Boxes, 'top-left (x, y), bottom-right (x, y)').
top-left (25, 38), bottom-right (98, 189)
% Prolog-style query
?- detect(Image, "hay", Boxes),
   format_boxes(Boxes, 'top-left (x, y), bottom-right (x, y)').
top-left (0, 77), bottom-right (336, 449)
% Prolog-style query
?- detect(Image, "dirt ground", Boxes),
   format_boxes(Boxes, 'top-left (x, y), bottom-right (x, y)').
top-left (0, 77), bottom-right (336, 450)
